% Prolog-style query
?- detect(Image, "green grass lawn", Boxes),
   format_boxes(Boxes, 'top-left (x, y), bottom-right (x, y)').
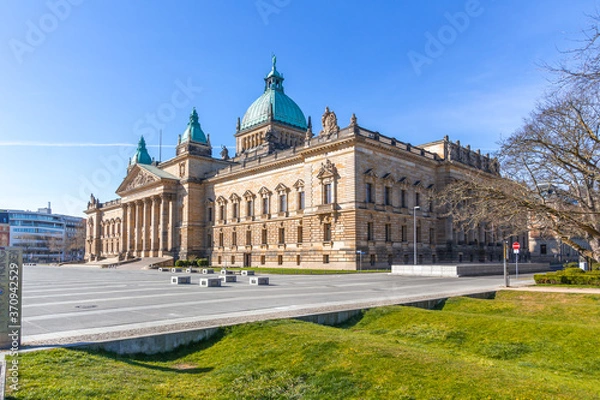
top-left (7, 291), bottom-right (600, 399)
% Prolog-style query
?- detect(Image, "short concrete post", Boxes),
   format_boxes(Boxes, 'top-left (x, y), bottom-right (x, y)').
top-left (249, 276), bottom-right (269, 285)
top-left (171, 276), bottom-right (191, 284)
top-left (199, 278), bottom-right (222, 287)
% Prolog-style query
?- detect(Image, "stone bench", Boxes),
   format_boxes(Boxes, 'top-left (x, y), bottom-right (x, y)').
top-left (185, 268), bottom-right (198, 274)
top-left (202, 268), bottom-right (214, 274)
top-left (220, 275), bottom-right (237, 283)
top-left (249, 276), bottom-right (269, 286)
top-left (171, 268), bottom-right (183, 273)
top-left (158, 267), bottom-right (170, 272)
top-left (199, 278), bottom-right (222, 287)
top-left (171, 275), bottom-right (191, 285)
top-left (220, 269), bottom-right (235, 275)
top-left (241, 270), bottom-right (255, 276)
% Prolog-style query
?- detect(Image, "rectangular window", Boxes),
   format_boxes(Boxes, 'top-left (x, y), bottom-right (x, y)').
top-left (384, 186), bottom-right (391, 206)
top-left (401, 190), bottom-right (406, 208)
top-left (260, 255), bottom-right (266, 265)
top-left (279, 194), bottom-right (287, 213)
top-left (367, 222), bottom-right (373, 241)
top-left (218, 256), bottom-right (222, 265)
top-left (219, 205), bottom-right (225, 221)
top-left (401, 225), bottom-right (407, 242)
top-left (416, 226), bottom-right (421, 243)
top-left (207, 234), bottom-right (212, 247)
top-left (429, 198), bottom-right (433, 212)
top-left (232, 203), bottom-right (239, 219)
top-left (278, 255), bottom-right (283, 265)
top-left (415, 192), bottom-right (420, 207)
top-left (232, 231), bottom-right (237, 246)
top-left (540, 244), bottom-right (547, 255)
top-left (218, 232), bottom-right (224, 247)
top-left (366, 183), bottom-right (373, 203)
top-left (262, 197), bottom-right (269, 215)
top-left (323, 254), bottom-right (329, 264)
top-left (208, 207), bottom-right (213, 222)
top-left (231, 255), bottom-right (235, 265)
top-left (370, 254), bottom-right (376, 266)
top-left (246, 230), bottom-right (252, 246)
top-left (298, 191), bottom-right (305, 210)
top-left (385, 224), bottom-right (391, 242)
top-left (246, 200), bottom-right (253, 216)
top-left (324, 223), bottom-right (331, 241)
top-left (296, 255), bottom-right (301, 265)
top-left (261, 228), bottom-right (268, 245)
top-left (323, 183), bottom-right (332, 204)
top-left (429, 228), bottom-right (434, 244)
top-left (297, 226), bottom-right (303, 243)
top-left (278, 227), bottom-right (285, 244)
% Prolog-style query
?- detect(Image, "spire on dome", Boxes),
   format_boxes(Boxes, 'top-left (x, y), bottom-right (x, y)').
top-left (131, 136), bottom-right (152, 165)
top-left (181, 107), bottom-right (207, 143)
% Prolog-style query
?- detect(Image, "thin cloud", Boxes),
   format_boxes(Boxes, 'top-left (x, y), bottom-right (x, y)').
top-left (0, 142), bottom-right (137, 147)
top-left (0, 142), bottom-right (179, 148)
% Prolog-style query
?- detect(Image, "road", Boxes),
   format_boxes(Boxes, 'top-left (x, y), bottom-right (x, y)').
top-left (21, 266), bottom-right (531, 346)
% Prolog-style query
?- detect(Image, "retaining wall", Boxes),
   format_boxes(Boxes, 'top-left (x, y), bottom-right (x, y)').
top-left (391, 263), bottom-right (550, 277)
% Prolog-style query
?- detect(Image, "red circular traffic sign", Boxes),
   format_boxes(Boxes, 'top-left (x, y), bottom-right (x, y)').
top-left (512, 242), bottom-right (521, 251)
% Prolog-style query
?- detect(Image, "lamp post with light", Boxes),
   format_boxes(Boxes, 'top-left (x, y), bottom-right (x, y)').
top-left (414, 206), bottom-right (420, 265)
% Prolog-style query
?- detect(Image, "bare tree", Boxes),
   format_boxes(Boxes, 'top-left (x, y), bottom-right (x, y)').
top-left (65, 220), bottom-right (86, 261)
top-left (46, 235), bottom-right (64, 263)
top-left (442, 14), bottom-right (600, 261)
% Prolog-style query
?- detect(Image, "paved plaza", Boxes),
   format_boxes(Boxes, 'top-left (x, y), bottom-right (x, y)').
top-left (22, 266), bottom-right (530, 347)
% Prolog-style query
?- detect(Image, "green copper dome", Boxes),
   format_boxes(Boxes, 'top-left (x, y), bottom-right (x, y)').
top-left (181, 107), bottom-right (207, 143)
top-left (240, 56), bottom-right (307, 131)
top-left (131, 136), bottom-right (152, 165)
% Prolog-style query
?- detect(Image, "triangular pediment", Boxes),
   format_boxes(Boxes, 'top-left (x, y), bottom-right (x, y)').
top-left (116, 164), bottom-right (178, 194)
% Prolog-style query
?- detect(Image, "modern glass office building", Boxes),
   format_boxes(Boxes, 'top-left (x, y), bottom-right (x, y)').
top-left (3, 204), bottom-right (85, 263)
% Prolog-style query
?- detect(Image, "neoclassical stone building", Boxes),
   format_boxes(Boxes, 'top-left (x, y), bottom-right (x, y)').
top-left (85, 58), bottom-right (507, 269)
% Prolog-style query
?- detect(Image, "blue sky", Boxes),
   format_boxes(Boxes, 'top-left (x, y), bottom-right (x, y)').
top-left (1, 0), bottom-right (598, 217)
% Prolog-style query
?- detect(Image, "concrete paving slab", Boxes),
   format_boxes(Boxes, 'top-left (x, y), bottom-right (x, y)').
top-left (18, 265), bottom-right (535, 347)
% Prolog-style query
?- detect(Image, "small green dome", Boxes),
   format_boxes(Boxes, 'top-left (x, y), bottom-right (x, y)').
top-left (240, 56), bottom-right (307, 131)
top-left (131, 136), bottom-right (152, 165)
top-left (181, 108), bottom-right (207, 143)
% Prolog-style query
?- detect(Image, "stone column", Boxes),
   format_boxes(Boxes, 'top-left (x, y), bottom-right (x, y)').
top-left (126, 203), bottom-right (133, 256)
top-left (133, 202), bottom-right (140, 256)
top-left (121, 203), bottom-right (128, 255)
top-left (151, 196), bottom-right (159, 257)
top-left (168, 195), bottom-right (175, 252)
top-left (159, 194), bottom-right (168, 254)
top-left (142, 199), bottom-right (149, 257)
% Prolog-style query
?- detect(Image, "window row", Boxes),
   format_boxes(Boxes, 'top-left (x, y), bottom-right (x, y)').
top-left (365, 183), bottom-right (433, 211)
top-left (211, 223), bottom-right (333, 247)
top-left (365, 222), bottom-right (435, 244)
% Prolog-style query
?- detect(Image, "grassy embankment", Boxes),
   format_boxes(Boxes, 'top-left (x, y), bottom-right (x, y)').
top-left (7, 291), bottom-right (600, 399)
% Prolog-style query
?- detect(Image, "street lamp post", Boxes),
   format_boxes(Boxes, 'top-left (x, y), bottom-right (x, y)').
top-left (414, 206), bottom-right (420, 265)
